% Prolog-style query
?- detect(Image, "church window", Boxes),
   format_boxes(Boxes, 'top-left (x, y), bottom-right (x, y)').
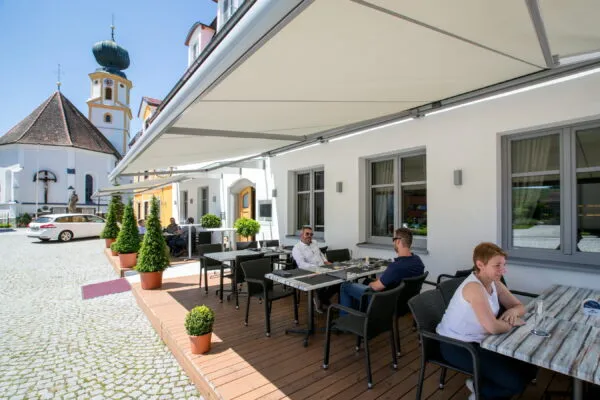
top-left (94, 80), bottom-right (99, 85)
top-left (85, 175), bottom-right (94, 204)
top-left (119, 84), bottom-right (124, 88)
top-left (104, 113), bottom-right (112, 123)
top-left (105, 87), bottom-right (113, 101)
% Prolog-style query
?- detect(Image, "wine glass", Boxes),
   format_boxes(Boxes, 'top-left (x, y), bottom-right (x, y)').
top-left (530, 299), bottom-right (551, 337)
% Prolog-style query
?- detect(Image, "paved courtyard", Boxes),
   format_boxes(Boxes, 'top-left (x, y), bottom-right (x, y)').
top-left (0, 230), bottom-right (202, 400)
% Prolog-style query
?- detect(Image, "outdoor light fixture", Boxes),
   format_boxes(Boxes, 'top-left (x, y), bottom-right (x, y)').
top-left (336, 182), bottom-right (343, 193)
top-left (272, 189), bottom-right (277, 198)
top-left (329, 117), bottom-right (415, 143)
top-left (453, 170), bottom-right (463, 186)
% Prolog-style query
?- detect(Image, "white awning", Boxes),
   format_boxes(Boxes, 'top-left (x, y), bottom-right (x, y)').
top-left (91, 175), bottom-right (189, 199)
top-left (111, 0), bottom-right (600, 178)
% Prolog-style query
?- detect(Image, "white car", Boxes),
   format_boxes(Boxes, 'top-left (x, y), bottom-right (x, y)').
top-left (27, 214), bottom-right (106, 242)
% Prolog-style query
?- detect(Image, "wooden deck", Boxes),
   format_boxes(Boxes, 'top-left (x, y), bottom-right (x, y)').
top-left (131, 273), bottom-right (579, 400)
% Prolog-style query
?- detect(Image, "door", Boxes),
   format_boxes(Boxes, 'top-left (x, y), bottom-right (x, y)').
top-left (238, 186), bottom-right (255, 241)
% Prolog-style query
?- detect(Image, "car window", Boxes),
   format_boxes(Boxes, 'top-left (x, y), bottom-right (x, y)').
top-left (34, 217), bottom-right (53, 223)
top-left (86, 216), bottom-right (105, 223)
top-left (72, 216), bottom-right (87, 223)
top-left (55, 216), bottom-right (73, 223)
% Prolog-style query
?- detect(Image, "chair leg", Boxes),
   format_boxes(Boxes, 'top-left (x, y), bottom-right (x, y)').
top-left (323, 314), bottom-right (332, 369)
top-left (364, 338), bottom-right (373, 389)
top-left (355, 336), bottom-right (362, 352)
top-left (439, 367), bottom-right (447, 389)
top-left (389, 330), bottom-right (398, 369)
top-left (244, 295), bottom-right (251, 327)
top-left (264, 298), bottom-right (271, 337)
top-left (219, 266), bottom-right (224, 302)
top-left (293, 289), bottom-right (299, 323)
top-left (416, 359), bottom-right (426, 400)
top-left (199, 265), bottom-right (202, 287)
top-left (394, 318), bottom-right (401, 356)
top-left (204, 267), bottom-right (209, 294)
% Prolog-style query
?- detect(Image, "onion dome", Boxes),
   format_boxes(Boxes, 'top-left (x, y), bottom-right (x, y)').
top-left (92, 39), bottom-right (130, 78)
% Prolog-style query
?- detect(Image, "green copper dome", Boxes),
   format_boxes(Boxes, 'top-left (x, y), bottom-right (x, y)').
top-left (92, 40), bottom-right (130, 78)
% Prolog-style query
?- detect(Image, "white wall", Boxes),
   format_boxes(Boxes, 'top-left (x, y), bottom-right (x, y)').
top-left (270, 71), bottom-right (600, 293)
top-left (117, 83), bottom-right (128, 105)
top-left (90, 107), bottom-right (126, 155)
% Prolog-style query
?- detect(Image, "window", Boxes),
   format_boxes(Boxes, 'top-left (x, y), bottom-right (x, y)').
top-left (105, 87), bottom-right (112, 101)
top-left (192, 42), bottom-right (199, 59)
top-left (200, 187), bottom-right (209, 216)
top-left (502, 122), bottom-right (600, 268)
top-left (85, 174), bottom-right (94, 203)
top-left (179, 190), bottom-right (188, 221)
top-left (296, 168), bottom-right (324, 233)
top-left (258, 200), bottom-right (272, 221)
top-left (137, 202), bottom-right (141, 219)
top-left (86, 216), bottom-right (105, 223)
top-left (143, 201), bottom-right (149, 219)
top-left (367, 153), bottom-right (427, 247)
top-left (104, 113), bottom-right (112, 123)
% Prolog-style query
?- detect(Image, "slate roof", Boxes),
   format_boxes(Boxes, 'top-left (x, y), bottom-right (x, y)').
top-left (0, 91), bottom-right (121, 159)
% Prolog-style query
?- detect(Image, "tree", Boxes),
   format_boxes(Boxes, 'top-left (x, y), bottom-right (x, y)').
top-left (233, 217), bottom-right (260, 240)
top-left (100, 195), bottom-right (120, 239)
top-left (112, 193), bottom-right (125, 224)
top-left (113, 200), bottom-right (140, 254)
top-left (136, 196), bottom-right (170, 272)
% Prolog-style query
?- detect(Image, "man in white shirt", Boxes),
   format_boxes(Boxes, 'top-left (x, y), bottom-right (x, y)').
top-left (292, 226), bottom-right (337, 313)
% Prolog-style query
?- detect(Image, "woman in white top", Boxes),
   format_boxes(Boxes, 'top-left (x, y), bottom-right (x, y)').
top-left (436, 242), bottom-right (536, 400)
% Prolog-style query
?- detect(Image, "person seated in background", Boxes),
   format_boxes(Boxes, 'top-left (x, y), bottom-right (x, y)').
top-left (436, 242), bottom-right (536, 400)
top-left (339, 227), bottom-right (425, 312)
top-left (292, 226), bottom-right (337, 313)
top-left (165, 217), bottom-right (179, 233)
top-left (171, 217), bottom-right (197, 257)
top-left (137, 219), bottom-right (146, 234)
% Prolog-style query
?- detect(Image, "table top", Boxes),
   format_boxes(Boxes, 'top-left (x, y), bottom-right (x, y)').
top-left (481, 284), bottom-right (600, 385)
top-left (266, 260), bottom-right (387, 292)
top-left (204, 248), bottom-right (290, 262)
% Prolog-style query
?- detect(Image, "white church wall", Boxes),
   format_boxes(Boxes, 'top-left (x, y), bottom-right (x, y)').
top-left (90, 107), bottom-right (126, 155)
top-left (117, 83), bottom-right (128, 105)
top-left (270, 71), bottom-right (600, 295)
top-left (0, 147), bottom-right (19, 166)
top-left (91, 79), bottom-right (101, 99)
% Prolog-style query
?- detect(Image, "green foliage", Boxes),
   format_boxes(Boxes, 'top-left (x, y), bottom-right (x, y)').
top-left (0, 223), bottom-right (11, 228)
top-left (233, 217), bottom-right (260, 239)
top-left (110, 242), bottom-right (119, 253)
top-left (113, 201), bottom-right (141, 254)
top-left (112, 193), bottom-right (125, 224)
top-left (135, 196), bottom-right (169, 273)
top-left (410, 227), bottom-right (428, 236)
top-left (17, 213), bottom-right (32, 227)
top-left (100, 196), bottom-right (120, 239)
top-left (185, 305), bottom-right (215, 336)
top-left (201, 213), bottom-right (222, 228)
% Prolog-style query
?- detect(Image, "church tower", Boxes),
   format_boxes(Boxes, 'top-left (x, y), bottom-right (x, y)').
top-left (88, 26), bottom-right (133, 156)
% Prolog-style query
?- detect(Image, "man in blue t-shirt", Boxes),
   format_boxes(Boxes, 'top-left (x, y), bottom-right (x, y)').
top-left (339, 227), bottom-right (425, 311)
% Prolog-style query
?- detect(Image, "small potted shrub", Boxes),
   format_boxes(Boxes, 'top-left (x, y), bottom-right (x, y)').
top-left (201, 213), bottom-right (221, 228)
top-left (110, 241), bottom-right (119, 257)
top-left (233, 217), bottom-right (260, 241)
top-left (185, 305), bottom-right (215, 354)
top-left (135, 196), bottom-right (169, 289)
top-left (113, 201), bottom-right (141, 268)
top-left (100, 195), bottom-right (121, 248)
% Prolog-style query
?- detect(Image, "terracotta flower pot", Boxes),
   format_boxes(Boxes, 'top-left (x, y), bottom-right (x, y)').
top-left (189, 333), bottom-right (212, 354)
top-left (105, 238), bottom-right (116, 249)
top-left (111, 249), bottom-right (118, 257)
top-left (119, 252), bottom-right (137, 269)
top-left (140, 271), bottom-right (163, 290)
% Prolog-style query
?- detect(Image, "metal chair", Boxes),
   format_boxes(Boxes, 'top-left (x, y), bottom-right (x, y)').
top-left (394, 271), bottom-right (429, 355)
top-left (260, 239), bottom-right (280, 248)
top-left (408, 289), bottom-right (482, 399)
top-left (323, 283), bottom-right (405, 389)
top-left (226, 253), bottom-right (264, 309)
top-left (241, 258), bottom-right (298, 336)
top-left (197, 244), bottom-right (225, 296)
top-left (325, 248), bottom-right (351, 262)
top-left (236, 241), bottom-right (257, 250)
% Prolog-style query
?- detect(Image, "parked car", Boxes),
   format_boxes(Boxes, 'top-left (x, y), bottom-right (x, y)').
top-left (27, 214), bottom-right (106, 242)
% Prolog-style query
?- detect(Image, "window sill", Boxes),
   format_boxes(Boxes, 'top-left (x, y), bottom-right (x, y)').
top-left (508, 256), bottom-right (600, 273)
top-left (356, 242), bottom-right (429, 256)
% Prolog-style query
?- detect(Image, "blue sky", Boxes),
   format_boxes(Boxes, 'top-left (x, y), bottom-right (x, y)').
top-left (0, 0), bottom-right (217, 136)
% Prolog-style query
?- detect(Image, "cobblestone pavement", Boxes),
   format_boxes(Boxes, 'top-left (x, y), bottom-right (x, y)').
top-left (0, 231), bottom-right (203, 400)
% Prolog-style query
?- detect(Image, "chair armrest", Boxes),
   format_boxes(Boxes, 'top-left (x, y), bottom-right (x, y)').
top-left (245, 277), bottom-right (266, 286)
top-left (327, 303), bottom-right (366, 318)
top-left (423, 280), bottom-right (437, 288)
top-left (511, 289), bottom-right (538, 298)
top-left (436, 274), bottom-right (457, 285)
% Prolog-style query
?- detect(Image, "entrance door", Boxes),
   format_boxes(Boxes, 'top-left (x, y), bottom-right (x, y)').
top-left (238, 186), bottom-right (255, 241)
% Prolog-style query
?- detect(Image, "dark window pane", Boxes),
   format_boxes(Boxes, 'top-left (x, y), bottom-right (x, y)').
top-left (242, 193), bottom-right (249, 208)
top-left (371, 160), bottom-right (393, 185)
top-left (511, 135), bottom-right (560, 173)
top-left (314, 171), bottom-right (324, 190)
top-left (314, 192), bottom-right (324, 226)
top-left (511, 174), bottom-right (560, 249)
top-left (402, 185), bottom-right (427, 236)
top-left (85, 175), bottom-right (94, 203)
top-left (401, 155), bottom-right (426, 182)
top-left (297, 193), bottom-right (310, 229)
top-left (297, 173), bottom-right (310, 192)
top-left (576, 170), bottom-right (600, 253)
top-left (371, 187), bottom-right (394, 237)
top-left (576, 127), bottom-right (600, 169)
top-left (314, 226), bottom-right (324, 232)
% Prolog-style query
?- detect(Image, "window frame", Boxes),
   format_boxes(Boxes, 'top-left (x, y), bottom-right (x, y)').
top-left (501, 120), bottom-right (600, 270)
top-left (366, 150), bottom-right (427, 249)
top-left (293, 167), bottom-right (325, 238)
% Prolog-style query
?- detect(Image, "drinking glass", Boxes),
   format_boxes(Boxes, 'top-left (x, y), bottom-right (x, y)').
top-left (530, 299), bottom-right (551, 337)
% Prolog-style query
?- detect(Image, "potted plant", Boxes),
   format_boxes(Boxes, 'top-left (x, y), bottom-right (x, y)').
top-left (234, 217), bottom-right (260, 241)
top-left (135, 196), bottom-right (169, 289)
top-left (110, 241), bottom-right (119, 257)
top-left (100, 195), bottom-right (121, 248)
top-left (201, 213), bottom-right (221, 228)
top-left (185, 305), bottom-right (215, 354)
top-left (113, 201), bottom-right (141, 269)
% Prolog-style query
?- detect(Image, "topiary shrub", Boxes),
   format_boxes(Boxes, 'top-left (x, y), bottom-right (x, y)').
top-left (100, 196), bottom-right (120, 239)
top-left (17, 213), bottom-right (32, 227)
top-left (112, 201), bottom-right (141, 254)
top-left (135, 196), bottom-right (169, 273)
top-left (111, 191), bottom-right (125, 224)
top-left (234, 217), bottom-right (260, 240)
top-left (201, 213), bottom-right (221, 228)
top-left (185, 305), bottom-right (215, 336)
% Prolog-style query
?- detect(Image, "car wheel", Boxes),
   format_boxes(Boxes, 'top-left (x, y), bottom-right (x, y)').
top-left (59, 230), bottom-right (73, 242)
top-left (39, 238), bottom-right (50, 242)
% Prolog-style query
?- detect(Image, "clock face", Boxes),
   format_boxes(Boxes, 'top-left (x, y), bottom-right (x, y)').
top-left (104, 79), bottom-right (113, 86)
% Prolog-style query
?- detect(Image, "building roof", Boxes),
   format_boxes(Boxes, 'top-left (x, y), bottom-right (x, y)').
top-left (0, 91), bottom-right (121, 159)
top-left (137, 96), bottom-right (162, 119)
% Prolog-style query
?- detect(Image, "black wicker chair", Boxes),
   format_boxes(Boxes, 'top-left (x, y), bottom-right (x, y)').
top-left (408, 289), bottom-right (482, 399)
top-left (261, 239), bottom-right (280, 248)
top-left (241, 258), bottom-right (298, 337)
top-left (198, 244), bottom-right (225, 296)
top-left (323, 283), bottom-right (405, 389)
top-left (236, 241), bottom-right (258, 250)
top-left (325, 248), bottom-right (351, 262)
top-left (394, 271), bottom-right (429, 355)
top-left (225, 253), bottom-right (264, 309)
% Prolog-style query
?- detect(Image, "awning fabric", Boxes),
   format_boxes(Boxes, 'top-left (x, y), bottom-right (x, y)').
top-left (91, 175), bottom-right (189, 199)
top-left (112, 0), bottom-right (600, 177)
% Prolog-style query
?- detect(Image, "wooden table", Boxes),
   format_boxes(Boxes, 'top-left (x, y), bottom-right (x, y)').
top-left (482, 284), bottom-right (600, 400)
